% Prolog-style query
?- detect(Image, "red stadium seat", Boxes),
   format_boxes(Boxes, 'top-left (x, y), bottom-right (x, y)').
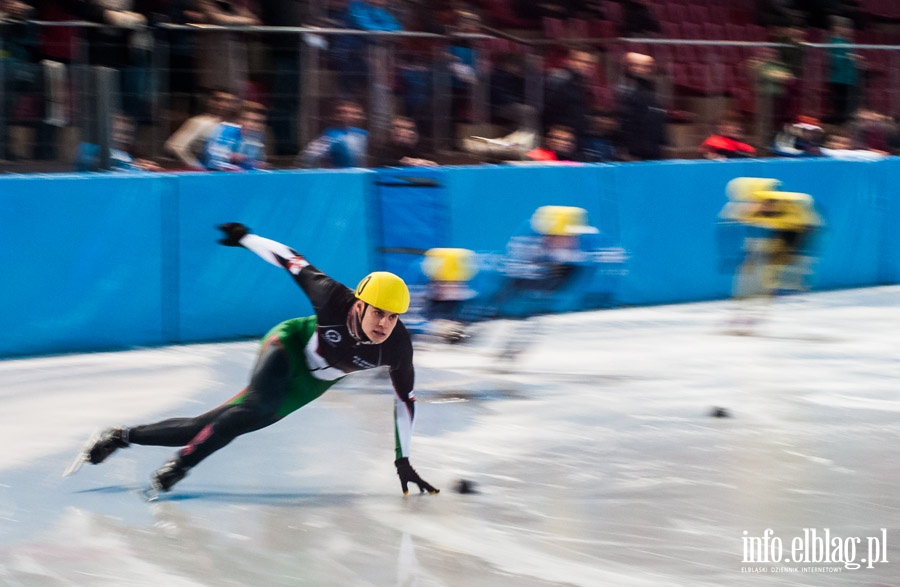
top-left (720, 45), bottom-right (743, 66)
top-left (589, 19), bottom-right (617, 39)
top-left (660, 20), bottom-right (681, 39)
top-left (652, 44), bottom-right (674, 69)
top-left (484, 37), bottom-right (513, 55)
top-left (686, 4), bottom-right (710, 24)
top-left (628, 42), bottom-right (651, 56)
top-left (486, 0), bottom-right (537, 29)
top-left (704, 23), bottom-right (725, 41)
top-left (658, 3), bottom-right (682, 23)
top-left (746, 25), bottom-right (767, 42)
top-left (734, 87), bottom-right (755, 114)
top-left (708, 5), bottom-right (729, 25)
top-left (725, 23), bottom-right (748, 41)
top-left (672, 61), bottom-right (691, 89)
top-left (687, 62), bottom-right (708, 93)
top-left (681, 23), bottom-right (704, 39)
top-left (543, 17), bottom-right (565, 39)
top-left (604, 1), bottom-right (623, 25)
top-left (568, 18), bottom-right (590, 38)
top-left (673, 44), bottom-right (698, 63)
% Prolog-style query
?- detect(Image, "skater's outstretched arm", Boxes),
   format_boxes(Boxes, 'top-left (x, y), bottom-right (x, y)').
top-left (217, 223), bottom-right (344, 309)
top-left (217, 222), bottom-right (304, 271)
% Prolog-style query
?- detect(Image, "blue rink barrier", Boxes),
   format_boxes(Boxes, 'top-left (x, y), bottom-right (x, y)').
top-left (1, 159), bottom-right (898, 358)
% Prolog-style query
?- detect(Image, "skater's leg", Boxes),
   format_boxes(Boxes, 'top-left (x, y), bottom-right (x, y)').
top-left (179, 340), bottom-right (291, 465)
top-left (152, 340), bottom-right (292, 490)
top-left (128, 406), bottom-right (235, 447)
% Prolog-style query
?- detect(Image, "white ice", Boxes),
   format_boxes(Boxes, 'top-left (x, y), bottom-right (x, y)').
top-left (1, 287), bottom-right (899, 586)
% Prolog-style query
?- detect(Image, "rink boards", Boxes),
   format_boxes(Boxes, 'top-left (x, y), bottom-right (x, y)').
top-left (1, 158), bottom-right (898, 357)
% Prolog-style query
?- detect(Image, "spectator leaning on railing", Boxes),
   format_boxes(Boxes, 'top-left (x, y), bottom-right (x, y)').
top-left (164, 88), bottom-right (240, 170)
top-left (203, 102), bottom-right (270, 171)
top-left (699, 119), bottom-right (757, 160)
top-left (297, 99), bottom-right (369, 168)
top-left (525, 125), bottom-right (579, 163)
top-left (374, 116), bottom-right (437, 167)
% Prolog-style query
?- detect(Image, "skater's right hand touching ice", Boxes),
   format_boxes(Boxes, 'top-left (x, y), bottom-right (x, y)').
top-left (217, 223), bottom-right (250, 247)
top-left (395, 458), bottom-right (439, 495)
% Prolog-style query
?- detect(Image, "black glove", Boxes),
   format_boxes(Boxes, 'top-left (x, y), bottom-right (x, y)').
top-left (217, 223), bottom-right (250, 247)
top-left (394, 457), bottom-right (439, 495)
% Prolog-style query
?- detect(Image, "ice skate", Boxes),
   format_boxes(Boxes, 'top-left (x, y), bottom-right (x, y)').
top-left (63, 427), bottom-right (129, 477)
top-left (142, 458), bottom-right (189, 501)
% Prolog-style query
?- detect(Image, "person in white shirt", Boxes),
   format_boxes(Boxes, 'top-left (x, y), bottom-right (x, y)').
top-left (164, 88), bottom-right (239, 170)
top-left (820, 133), bottom-right (887, 161)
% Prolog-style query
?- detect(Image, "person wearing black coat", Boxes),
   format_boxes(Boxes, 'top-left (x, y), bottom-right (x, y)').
top-left (615, 51), bottom-right (668, 161)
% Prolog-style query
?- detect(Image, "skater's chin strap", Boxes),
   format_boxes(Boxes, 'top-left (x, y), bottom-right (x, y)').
top-left (348, 304), bottom-right (377, 345)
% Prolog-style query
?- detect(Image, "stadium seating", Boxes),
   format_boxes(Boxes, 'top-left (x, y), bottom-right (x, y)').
top-left (488, 0), bottom-right (900, 121)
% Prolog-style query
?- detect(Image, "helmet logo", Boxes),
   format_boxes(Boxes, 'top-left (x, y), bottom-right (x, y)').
top-left (356, 275), bottom-right (372, 297)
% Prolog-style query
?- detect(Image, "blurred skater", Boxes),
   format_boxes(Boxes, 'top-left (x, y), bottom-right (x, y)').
top-left (482, 206), bottom-right (613, 359)
top-left (489, 206), bottom-right (601, 315)
top-left (72, 223), bottom-right (439, 497)
top-left (720, 178), bottom-right (823, 334)
top-left (407, 247), bottom-right (480, 344)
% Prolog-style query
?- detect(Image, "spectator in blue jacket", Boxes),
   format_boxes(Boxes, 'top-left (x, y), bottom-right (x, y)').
top-left (204, 102), bottom-right (269, 171)
top-left (297, 99), bottom-right (369, 168)
top-left (348, 0), bottom-right (401, 30)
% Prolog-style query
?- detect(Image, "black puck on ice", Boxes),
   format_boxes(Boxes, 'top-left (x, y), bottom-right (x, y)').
top-left (454, 479), bottom-right (478, 494)
top-left (710, 406), bottom-right (731, 418)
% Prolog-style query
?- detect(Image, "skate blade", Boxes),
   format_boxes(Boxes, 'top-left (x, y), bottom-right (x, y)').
top-left (62, 430), bottom-right (101, 477)
top-left (139, 484), bottom-right (162, 502)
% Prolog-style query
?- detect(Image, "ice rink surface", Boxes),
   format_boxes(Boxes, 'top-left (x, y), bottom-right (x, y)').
top-left (2, 287), bottom-right (900, 586)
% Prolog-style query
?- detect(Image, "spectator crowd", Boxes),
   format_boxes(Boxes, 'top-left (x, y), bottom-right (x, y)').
top-left (0, 0), bottom-right (897, 173)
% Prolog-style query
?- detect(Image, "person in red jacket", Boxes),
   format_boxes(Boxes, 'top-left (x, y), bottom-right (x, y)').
top-left (525, 125), bottom-right (578, 162)
top-left (699, 119), bottom-right (757, 160)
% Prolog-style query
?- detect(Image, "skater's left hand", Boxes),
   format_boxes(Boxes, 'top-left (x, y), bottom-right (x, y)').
top-left (395, 457), bottom-right (439, 495)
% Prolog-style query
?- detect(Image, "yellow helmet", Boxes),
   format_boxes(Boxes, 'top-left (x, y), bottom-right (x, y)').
top-left (422, 248), bottom-right (477, 283)
top-left (742, 191), bottom-right (822, 230)
top-left (530, 206), bottom-right (598, 236)
top-left (355, 271), bottom-right (410, 314)
top-left (725, 177), bottom-right (781, 201)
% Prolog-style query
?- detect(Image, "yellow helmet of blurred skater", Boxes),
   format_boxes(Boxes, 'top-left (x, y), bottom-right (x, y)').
top-left (422, 248), bottom-right (477, 283)
top-left (531, 205), bottom-right (598, 236)
top-left (744, 191), bottom-right (822, 231)
top-left (355, 271), bottom-right (410, 314)
top-left (726, 177), bottom-right (781, 202)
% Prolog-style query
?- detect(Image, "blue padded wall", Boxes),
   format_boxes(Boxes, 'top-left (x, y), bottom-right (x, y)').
top-left (2, 158), bottom-right (898, 358)
top-left (0, 174), bottom-right (168, 357)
